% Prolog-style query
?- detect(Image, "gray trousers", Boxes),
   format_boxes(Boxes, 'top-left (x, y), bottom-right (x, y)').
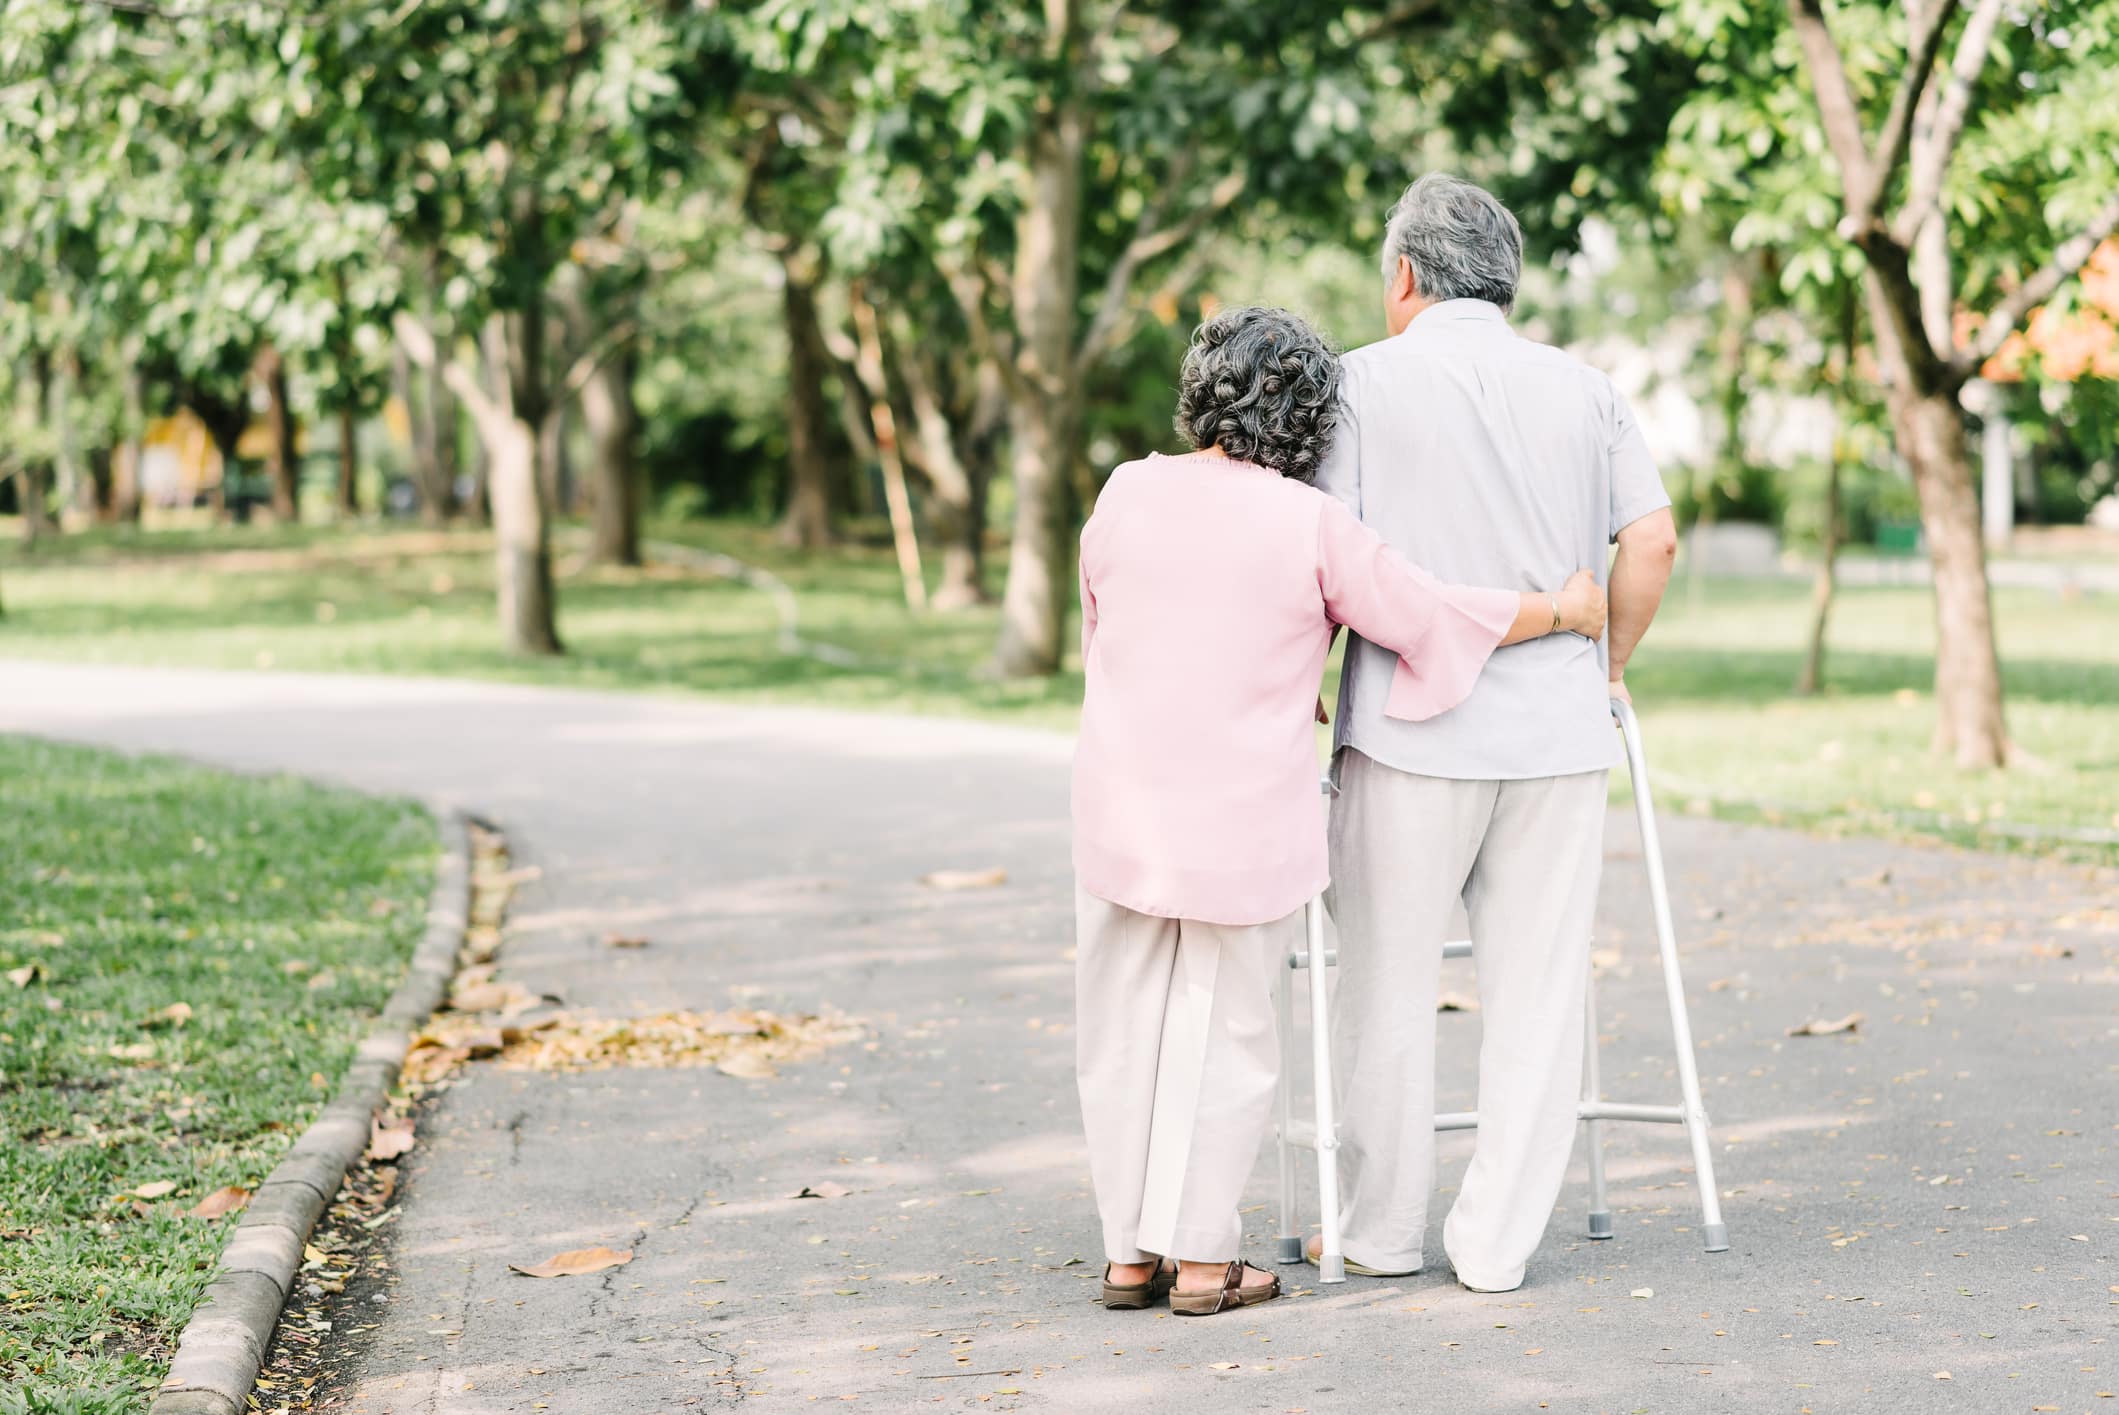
top-left (1074, 889), bottom-right (1294, 1264)
top-left (1326, 749), bottom-right (1608, 1289)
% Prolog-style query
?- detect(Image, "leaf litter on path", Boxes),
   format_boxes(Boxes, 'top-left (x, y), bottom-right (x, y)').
top-left (403, 1006), bottom-right (861, 1083)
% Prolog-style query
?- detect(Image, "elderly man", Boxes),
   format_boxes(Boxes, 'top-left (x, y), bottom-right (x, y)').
top-left (1310, 173), bottom-right (1679, 1292)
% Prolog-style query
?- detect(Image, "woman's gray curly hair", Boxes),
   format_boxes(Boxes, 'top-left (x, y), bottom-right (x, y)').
top-left (1173, 306), bottom-right (1341, 483)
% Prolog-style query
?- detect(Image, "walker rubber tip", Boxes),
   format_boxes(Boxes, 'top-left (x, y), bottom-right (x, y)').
top-left (1586, 1211), bottom-right (1614, 1240)
top-left (1701, 1222), bottom-right (1729, 1253)
top-left (1318, 1254), bottom-right (1347, 1284)
top-left (1277, 1236), bottom-right (1303, 1264)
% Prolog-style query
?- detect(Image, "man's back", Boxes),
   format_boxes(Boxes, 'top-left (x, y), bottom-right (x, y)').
top-left (1316, 298), bottom-right (1669, 780)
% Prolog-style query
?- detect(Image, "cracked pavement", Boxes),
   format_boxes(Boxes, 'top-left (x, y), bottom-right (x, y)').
top-left (4, 661), bottom-right (2115, 1414)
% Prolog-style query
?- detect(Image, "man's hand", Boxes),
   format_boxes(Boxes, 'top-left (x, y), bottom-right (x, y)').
top-left (1315, 696), bottom-right (1330, 725)
top-left (1559, 569), bottom-right (1607, 639)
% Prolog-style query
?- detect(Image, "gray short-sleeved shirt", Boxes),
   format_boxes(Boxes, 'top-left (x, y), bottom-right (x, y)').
top-left (1317, 299), bottom-right (1670, 781)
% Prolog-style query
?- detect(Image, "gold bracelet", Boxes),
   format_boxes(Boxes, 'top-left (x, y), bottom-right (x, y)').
top-left (1550, 594), bottom-right (1563, 634)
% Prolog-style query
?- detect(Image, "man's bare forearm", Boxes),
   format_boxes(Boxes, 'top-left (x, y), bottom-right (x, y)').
top-left (1607, 508), bottom-right (1678, 691)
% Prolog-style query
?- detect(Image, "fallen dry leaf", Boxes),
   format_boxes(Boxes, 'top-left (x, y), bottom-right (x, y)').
top-left (790, 1182), bottom-right (853, 1200)
top-left (919, 866), bottom-right (1007, 891)
top-left (1786, 1012), bottom-right (1863, 1037)
top-left (447, 979), bottom-right (545, 1016)
top-left (188, 1186), bottom-right (252, 1219)
top-left (716, 1051), bottom-right (778, 1080)
top-left (127, 1181), bottom-right (178, 1201)
top-left (7, 963), bottom-right (44, 989)
top-left (107, 1041), bottom-right (156, 1062)
top-left (141, 1002), bottom-right (194, 1029)
top-left (366, 1117), bottom-right (417, 1162)
top-left (602, 932), bottom-right (651, 949)
top-left (509, 1246), bottom-right (633, 1279)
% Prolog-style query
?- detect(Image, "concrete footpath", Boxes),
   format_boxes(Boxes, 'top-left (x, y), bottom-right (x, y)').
top-left (4, 660), bottom-right (2113, 1413)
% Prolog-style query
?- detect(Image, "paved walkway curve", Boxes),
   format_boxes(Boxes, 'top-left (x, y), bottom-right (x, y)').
top-left (4, 661), bottom-right (2113, 1414)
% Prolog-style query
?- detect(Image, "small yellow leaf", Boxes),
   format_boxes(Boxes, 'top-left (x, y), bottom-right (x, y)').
top-left (919, 867), bottom-right (1007, 890)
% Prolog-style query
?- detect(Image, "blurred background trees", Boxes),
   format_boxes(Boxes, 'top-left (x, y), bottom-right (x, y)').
top-left (3, 0), bottom-right (2116, 768)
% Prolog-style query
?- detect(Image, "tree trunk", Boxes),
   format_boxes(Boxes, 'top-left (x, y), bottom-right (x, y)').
top-left (112, 362), bottom-right (144, 524)
top-left (1891, 384), bottom-right (2007, 766)
top-left (49, 343), bottom-right (87, 526)
top-left (483, 310), bottom-right (562, 655)
top-left (428, 349), bottom-right (460, 518)
top-left (778, 251), bottom-right (837, 549)
top-left (539, 399), bottom-right (573, 520)
top-left (336, 400), bottom-right (360, 516)
top-left (897, 333), bottom-right (987, 608)
top-left (992, 78), bottom-right (1086, 677)
top-left (848, 287), bottom-right (927, 611)
top-left (23, 353), bottom-right (54, 544)
top-left (583, 338), bottom-right (641, 566)
top-left (85, 447), bottom-right (114, 520)
top-left (256, 343), bottom-right (300, 522)
top-left (1795, 443), bottom-right (1842, 696)
top-left (396, 328), bottom-right (456, 523)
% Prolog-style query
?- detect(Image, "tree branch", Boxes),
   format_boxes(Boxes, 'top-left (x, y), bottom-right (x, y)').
top-left (1786, 0), bottom-right (1878, 223)
top-left (1869, 0), bottom-right (1953, 201)
top-left (1077, 167), bottom-right (1246, 370)
top-left (391, 311), bottom-right (496, 431)
top-left (546, 318), bottom-right (638, 428)
top-left (1958, 190), bottom-right (2119, 374)
top-left (1894, 0), bottom-right (2005, 244)
top-left (938, 253), bottom-right (1024, 402)
top-left (1346, 0), bottom-right (1445, 46)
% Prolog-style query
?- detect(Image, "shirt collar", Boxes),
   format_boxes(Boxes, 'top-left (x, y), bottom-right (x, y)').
top-left (1399, 298), bottom-right (1511, 336)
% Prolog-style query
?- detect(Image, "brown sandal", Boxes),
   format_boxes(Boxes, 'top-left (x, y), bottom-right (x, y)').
top-left (1100, 1259), bottom-right (1177, 1310)
top-left (1170, 1260), bottom-right (1281, 1317)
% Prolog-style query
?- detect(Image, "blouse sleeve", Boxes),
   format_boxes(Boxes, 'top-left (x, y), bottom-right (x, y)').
top-left (1078, 553), bottom-right (1099, 666)
top-left (1315, 495), bottom-right (1518, 722)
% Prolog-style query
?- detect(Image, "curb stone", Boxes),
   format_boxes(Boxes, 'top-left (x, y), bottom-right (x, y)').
top-left (149, 808), bottom-right (473, 1415)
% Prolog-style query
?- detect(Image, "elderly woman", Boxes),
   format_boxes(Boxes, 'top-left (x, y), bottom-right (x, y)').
top-left (1072, 306), bottom-right (1604, 1317)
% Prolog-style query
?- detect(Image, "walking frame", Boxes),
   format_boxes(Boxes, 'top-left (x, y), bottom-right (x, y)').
top-left (1275, 698), bottom-right (1729, 1283)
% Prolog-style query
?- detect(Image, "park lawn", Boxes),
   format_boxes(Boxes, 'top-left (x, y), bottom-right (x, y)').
top-left (0, 737), bottom-right (434, 1413)
top-left (2, 518), bottom-right (2116, 860)
top-left (0, 519), bottom-right (1086, 729)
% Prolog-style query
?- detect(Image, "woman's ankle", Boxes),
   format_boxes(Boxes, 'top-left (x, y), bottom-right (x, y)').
top-left (1174, 1258), bottom-right (1233, 1288)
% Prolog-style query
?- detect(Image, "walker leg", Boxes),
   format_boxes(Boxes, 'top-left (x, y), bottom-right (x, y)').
top-left (1305, 895), bottom-right (1347, 1282)
top-left (1581, 964), bottom-right (1613, 1240)
top-left (1275, 951), bottom-right (1302, 1265)
top-left (1614, 701), bottom-right (1728, 1254)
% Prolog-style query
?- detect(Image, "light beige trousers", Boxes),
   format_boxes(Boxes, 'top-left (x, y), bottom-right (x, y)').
top-left (1074, 888), bottom-right (1294, 1264)
top-left (1326, 749), bottom-right (1608, 1290)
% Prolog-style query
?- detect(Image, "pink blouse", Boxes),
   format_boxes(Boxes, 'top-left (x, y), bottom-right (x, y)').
top-left (1073, 451), bottom-right (1519, 926)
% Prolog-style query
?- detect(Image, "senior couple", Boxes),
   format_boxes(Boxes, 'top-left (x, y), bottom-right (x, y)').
top-left (1070, 174), bottom-right (1680, 1316)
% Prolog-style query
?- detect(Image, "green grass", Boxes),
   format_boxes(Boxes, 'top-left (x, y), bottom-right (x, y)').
top-left (0, 737), bottom-right (434, 1411)
top-left (2, 518), bottom-right (2116, 859)
top-left (0, 519), bottom-right (1086, 729)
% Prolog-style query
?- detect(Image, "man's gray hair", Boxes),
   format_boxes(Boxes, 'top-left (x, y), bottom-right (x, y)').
top-left (1378, 173), bottom-right (1524, 313)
